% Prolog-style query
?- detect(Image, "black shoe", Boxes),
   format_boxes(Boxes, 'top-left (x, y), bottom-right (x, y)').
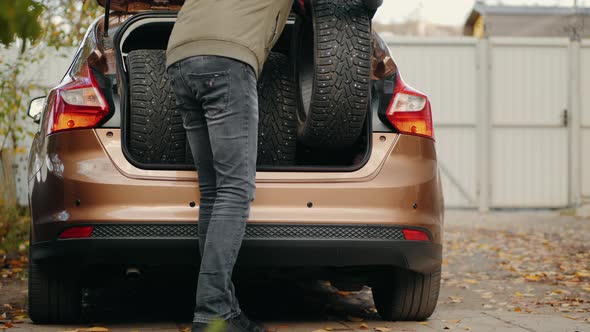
top-left (228, 312), bottom-right (267, 332)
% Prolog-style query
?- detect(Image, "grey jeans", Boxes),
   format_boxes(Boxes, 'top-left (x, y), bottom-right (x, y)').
top-left (167, 55), bottom-right (258, 323)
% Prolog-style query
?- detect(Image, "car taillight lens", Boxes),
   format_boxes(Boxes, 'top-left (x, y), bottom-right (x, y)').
top-left (386, 77), bottom-right (434, 140)
top-left (58, 226), bottom-right (94, 239)
top-left (46, 63), bottom-right (110, 136)
top-left (403, 229), bottom-right (430, 241)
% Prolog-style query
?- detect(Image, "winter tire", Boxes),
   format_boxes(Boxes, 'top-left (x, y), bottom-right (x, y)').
top-left (293, 0), bottom-right (372, 148)
top-left (257, 52), bottom-right (298, 166)
top-left (127, 49), bottom-right (186, 165)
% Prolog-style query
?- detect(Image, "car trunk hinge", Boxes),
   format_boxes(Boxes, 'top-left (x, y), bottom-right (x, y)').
top-left (103, 0), bottom-right (111, 38)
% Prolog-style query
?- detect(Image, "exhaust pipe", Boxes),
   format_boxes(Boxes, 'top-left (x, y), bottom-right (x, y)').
top-left (126, 267), bottom-right (141, 279)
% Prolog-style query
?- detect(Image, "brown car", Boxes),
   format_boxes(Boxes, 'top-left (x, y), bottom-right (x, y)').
top-left (26, 0), bottom-right (443, 324)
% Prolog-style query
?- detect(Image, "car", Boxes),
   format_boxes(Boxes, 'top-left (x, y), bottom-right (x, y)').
top-left (26, 0), bottom-right (443, 324)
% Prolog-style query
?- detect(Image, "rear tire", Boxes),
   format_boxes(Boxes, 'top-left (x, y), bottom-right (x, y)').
top-left (28, 256), bottom-right (81, 323)
top-left (127, 49), bottom-right (186, 165)
top-left (293, 0), bottom-right (372, 148)
top-left (371, 266), bottom-right (441, 321)
top-left (257, 53), bottom-right (298, 166)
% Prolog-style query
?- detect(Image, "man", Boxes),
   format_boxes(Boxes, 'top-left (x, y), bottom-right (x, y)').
top-left (166, 0), bottom-right (293, 331)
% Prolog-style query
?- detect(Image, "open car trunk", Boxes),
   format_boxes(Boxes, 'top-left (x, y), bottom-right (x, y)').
top-left (114, 11), bottom-right (373, 172)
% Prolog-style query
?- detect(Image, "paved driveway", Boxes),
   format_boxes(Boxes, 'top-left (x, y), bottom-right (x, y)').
top-left (1, 211), bottom-right (589, 332)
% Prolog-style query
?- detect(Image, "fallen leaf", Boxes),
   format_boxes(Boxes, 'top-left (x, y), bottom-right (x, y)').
top-left (561, 315), bottom-right (577, 320)
top-left (359, 323), bottom-right (368, 330)
top-left (463, 279), bottom-right (479, 284)
top-left (514, 307), bottom-right (522, 312)
top-left (324, 327), bottom-right (334, 331)
top-left (419, 322), bottom-right (429, 325)
top-left (373, 327), bottom-right (391, 332)
top-left (447, 319), bottom-right (461, 323)
top-left (83, 328), bottom-right (109, 332)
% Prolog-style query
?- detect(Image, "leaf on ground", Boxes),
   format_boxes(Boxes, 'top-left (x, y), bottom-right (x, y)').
top-left (514, 307), bottom-right (522, 312)
top-left (561, 314), bottom-right (578, 320)
top-left (359, 323), bottom-right (368, 329)
top-left (447, 319), bottom-right (461, 323)
top-left (418, 322), bottom-right (430, 325)
top-left (463, 279), bottom-right (479, 284)
top-left (373, 327), bottom-right (391, 332)
top-left (463, 327), bottom-right (471, 331)
top-left (83, 327), bottom-right (110, 332)
top-left (324, 327), bottom-right (333, 331)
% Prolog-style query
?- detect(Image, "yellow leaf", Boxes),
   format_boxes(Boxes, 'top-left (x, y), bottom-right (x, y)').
top-left (524, 274), bottom-right (541, 282)
top-left (575, 271), bottom-right (590, 278)
top-left (419, 322), bottom-right (430, 325)
top-left (373, 327), bottom-right (391, 332)
top-left (82, 328), bottom-right (109, 332)
top-left (514, 307), bottom-right (522, 312)
top-left (324, 327), bottom-right (333, 331)
top-left (463, 279), bottom-right (479, 284)
top-left (359, 323), bottom-right (368, 330)
top-left (515, 291), bottom-right (523, 297)
top-left (561, 315), bottom-right (577, 320)
top-left (447, 319), bottom-right (461, 323)
top-left (582, 287), bottom-right (590, 292)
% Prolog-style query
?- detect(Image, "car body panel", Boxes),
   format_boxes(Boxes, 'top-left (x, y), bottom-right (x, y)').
top-left (29, 129), bottom-right (443, 247)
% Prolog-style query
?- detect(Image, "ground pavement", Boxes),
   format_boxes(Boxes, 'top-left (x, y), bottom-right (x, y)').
top-left (1, 210), bottom-right (589, 332)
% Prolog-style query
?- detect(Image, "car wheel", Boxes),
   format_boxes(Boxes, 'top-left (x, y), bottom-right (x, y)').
top-left (127, 49), bottom-right (186, 165)
top-left (371, 266), bottom-right (441, 321)
top-left (293, 0), bottom-right (372, 148)
top-left (257, 52), bottom-right (298, 166)
top-left (28, 247), bottom-right (81, 323)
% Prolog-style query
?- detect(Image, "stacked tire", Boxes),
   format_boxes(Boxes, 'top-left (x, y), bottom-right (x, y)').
top-left (292, 0), bottom-right (372, 149)
top-left (125, 0), bottom-right (372, 167)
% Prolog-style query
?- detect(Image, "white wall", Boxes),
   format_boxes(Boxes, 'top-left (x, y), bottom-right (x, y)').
top-left (386, 36), bottom-right (589, 209)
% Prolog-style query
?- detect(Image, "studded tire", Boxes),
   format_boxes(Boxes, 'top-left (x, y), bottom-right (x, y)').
top-left (127, 49), bottom-right (186, 165)
top-left (371, 266), bottom-right (441, 321)
top-left (293, 0), bottom-right (372, 148)
top-left (257, 52), bottom-right (298, 166)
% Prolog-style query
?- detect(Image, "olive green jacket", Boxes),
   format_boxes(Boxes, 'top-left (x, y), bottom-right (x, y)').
top-left (166, 0), bottom-right (293, 77)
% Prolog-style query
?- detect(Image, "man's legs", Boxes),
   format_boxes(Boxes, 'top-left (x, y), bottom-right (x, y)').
top-left (168, 55), bottom-right (258, 324)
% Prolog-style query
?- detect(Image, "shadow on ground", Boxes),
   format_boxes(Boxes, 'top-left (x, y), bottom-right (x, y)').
top-left (79, 271), bottom-right (378, 325)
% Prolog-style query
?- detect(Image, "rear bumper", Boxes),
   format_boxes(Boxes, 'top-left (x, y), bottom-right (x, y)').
top-left (31, 224), bottom-right (442, 274)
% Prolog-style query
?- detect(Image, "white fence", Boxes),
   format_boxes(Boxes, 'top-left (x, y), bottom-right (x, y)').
top-left (388, 36), bottom-right (589, 210)
top-left (5, 38), bottom-right (589, 210)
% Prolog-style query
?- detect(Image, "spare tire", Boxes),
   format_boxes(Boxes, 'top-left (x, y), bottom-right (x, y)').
top-left (257, 52), bottom-right (298, 166)
top-left (127, 49), bottom-right (187, 165)
top-left (293, 0), bottom-right (372, 148)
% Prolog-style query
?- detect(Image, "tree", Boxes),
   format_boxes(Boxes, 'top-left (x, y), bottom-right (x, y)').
top-left (0, 0), bottom-right (44, 52)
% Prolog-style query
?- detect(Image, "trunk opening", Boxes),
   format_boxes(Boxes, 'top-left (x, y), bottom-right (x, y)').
top-left (114, 12), bottom-right (372, 172)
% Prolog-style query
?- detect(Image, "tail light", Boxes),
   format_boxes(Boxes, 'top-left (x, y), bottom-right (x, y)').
top-left (403, 228), bottom-right (431, 241)
top-left (45, 63), bottom-right (110, 136)
top-left (386, 76), bottom-right (434, 140)
top-left (58, 226), bottom-right (94, 239)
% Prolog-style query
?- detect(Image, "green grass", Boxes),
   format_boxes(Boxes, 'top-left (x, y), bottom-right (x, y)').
top-left (0, 205), bottom-right (30, 258)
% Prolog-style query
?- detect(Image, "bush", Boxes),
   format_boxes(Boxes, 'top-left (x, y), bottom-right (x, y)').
top-left (0, 204), bottom-right (30, 259)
